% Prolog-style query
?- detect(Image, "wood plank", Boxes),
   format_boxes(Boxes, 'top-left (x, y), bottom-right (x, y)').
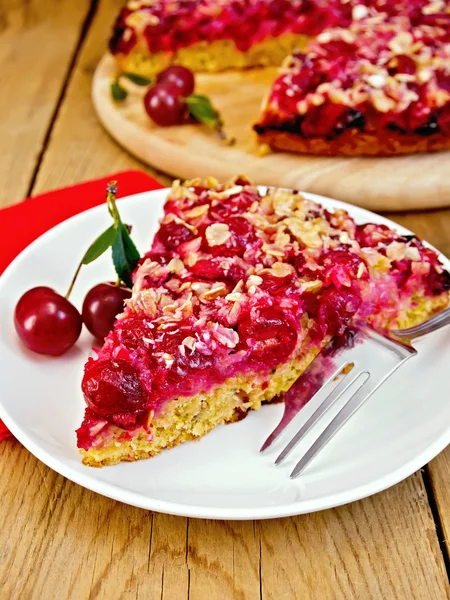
top-left (0, 442), bottom-right (189, 600)
top-left (0, 0), bottom-right (91, 207)
top-left (187, 519), bottom-right (260, 599)
top-left (428, 449), bottom-right (450, 557)
top-left (2, 440), bottom-right (449, 599)
top-left (260, 474), bottom-right (449, 600)
top-left (31, 0), bottom-right (171, 196)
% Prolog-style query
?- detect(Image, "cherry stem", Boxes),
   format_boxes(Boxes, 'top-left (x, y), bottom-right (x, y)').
top-left (106, 181), bottom-right (120, 226)
top-left (65, 182), bottom-right (120, 300)
top-left (65, 259), bottom-right (83, 299)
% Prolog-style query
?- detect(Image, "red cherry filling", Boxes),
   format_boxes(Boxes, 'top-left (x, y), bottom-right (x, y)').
top-left (203, 217), bottom-right (256, 257)
top-left (238, 307), bottom-right (297, 368)
top-left (320, 250), bottom-right (365, 288)
top-left (427, 269), bottom-right (450, 295)
top-left (157, 220), bottom-right (195, 249)
top-left (317, 289), bottom-right (362, 336)
top-left (82, 358), bottom-right (148, 427)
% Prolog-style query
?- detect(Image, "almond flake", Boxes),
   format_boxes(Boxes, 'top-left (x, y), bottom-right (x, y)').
top-left (352, 4), bottom-right (368, 20)
top-left (367, 74), bottom-right (387, 89)
top-left (246, 275), bottom-right (263, 287)
top-left (208, 185), bottom-right (243, 200)
top-left (167, 258), bottom-right (184, 273)
top-left (205, 223), bottom-right (231, 246)
top-left (270, 262), bottom-right (295, 278)
top-left (300, 280), bottom-right (323, 293)
top-left (357, 262), bottom-right (367, 278)
top-left (181, 336), bottom-right (197, 350)
top-left (212, 326), bottom-right (239, 348)
top-left (184, 204), bottom-right (209, 219)
top-left (226, 292), bottom-right (245, 302)
top-left (162, 353), bottom-right (174, 368)
top-left (201, 283), bottom-right (228, 300)
top-left (405, 246), bottom-right (421, 261)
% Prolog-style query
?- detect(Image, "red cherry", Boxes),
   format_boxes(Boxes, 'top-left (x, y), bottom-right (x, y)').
top-left (143, 83), bottom-right (185, 126)
top-left (14, 287), bottom-right (82, 356)
top-left (82, 358), bottom-right (147, 426)
top-left (82, 282), bottom-right (131, 341)
top-left (157, 220), bottom-right (195, 249)
top-left (156, 65), bottom-right (195, 97)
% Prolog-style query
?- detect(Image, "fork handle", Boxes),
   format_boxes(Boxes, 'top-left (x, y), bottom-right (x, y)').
top-left (390, 305), bottom-right (450, 340)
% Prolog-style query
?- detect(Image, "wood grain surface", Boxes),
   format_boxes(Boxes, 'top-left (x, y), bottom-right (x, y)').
top-left (1, 1), bottom-right (450, 599)
top-left (93, 53), bottom-right (450, 213)
top-left (0, 0), bottom-right (92, 207)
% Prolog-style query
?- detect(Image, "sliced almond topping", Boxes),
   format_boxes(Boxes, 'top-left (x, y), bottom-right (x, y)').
top-left (212, 325), bottom-right (239, 348)
top-left (181, 336), bottom-right (197, 350)
top-left (208, 185), bottom-right (243, 200)
top-left (270, 262), bottom-right (295, 278)
top-left (352, 4), bottom-right (369, 20)
top-left (205, 223), bottom-right (231, 246)
top-left (405, 246), bottom-right (421, 261)
top-left (201, 283), bottom-right (228, 300)
top-left (386, 241), bottom-right (407, 261)
top-left (184, 204), bottom-right (209, 219)
top-left (300, 280), bottom-right (323, 293)
top-left (246, 275), bottom-right (263, 287)
top-left (167, 258), bottom-right (184, 274)
top-left (226, 292), bottom-right (245, 302)
top-left (367, 74), bottom-right (387, 89)
top-left (388, 31), bottom-right (413, 55)
top-left (357, 262), bottom-right (367, 279)
top-left (162, 353), bottom-right (174, 368)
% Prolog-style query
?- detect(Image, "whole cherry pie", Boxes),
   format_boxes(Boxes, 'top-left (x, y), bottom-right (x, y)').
top-left (77, 177), bottom-right (450, 466)
top-left (108, 0), bottom-right (450, 156)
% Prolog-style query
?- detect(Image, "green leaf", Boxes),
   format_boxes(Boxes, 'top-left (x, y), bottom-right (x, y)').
top-left (111, 224), bottom-right (140, 288)
top-left (111, 81), bottom-right (128, 101)
top-left (81, 225), bottom-right (117, 265)
top-left (121, 224), bottom-right (140, 267)
top-left (122, 72), bottom-right (152, 86)
top-left (185, 94), bottom-right (222, 129)
top-left (112, 226), bottom-right (132, 287)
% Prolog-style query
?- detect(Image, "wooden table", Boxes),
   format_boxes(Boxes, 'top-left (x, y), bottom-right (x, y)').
top-left (1, 2), bottom-right (449, 598)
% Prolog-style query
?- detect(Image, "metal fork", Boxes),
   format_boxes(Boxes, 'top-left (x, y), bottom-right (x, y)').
top-left (260, 306), bottom-right (450, 479)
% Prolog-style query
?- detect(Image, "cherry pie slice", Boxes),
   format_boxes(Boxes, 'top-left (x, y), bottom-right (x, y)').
top-left (77, 177), bottom-right (450, 466)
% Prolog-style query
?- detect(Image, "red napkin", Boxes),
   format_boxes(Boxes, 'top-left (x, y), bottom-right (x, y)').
top-left (0, 170), bottom-right (164, 441)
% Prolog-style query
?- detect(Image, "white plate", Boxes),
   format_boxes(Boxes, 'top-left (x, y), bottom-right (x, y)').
top-left (1, 189), bottom-right (449, 520)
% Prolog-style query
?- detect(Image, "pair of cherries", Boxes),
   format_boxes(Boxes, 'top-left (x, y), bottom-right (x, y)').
top-left (143, 65), bottom-right (195, 127)
top-left (14, 283), bottom-right (131, 356)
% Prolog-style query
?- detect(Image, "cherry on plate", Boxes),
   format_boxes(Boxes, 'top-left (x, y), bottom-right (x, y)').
top-left (143, 83), bottom-right (185, 127)
top-left (14, 287), bottom-right (82, 356)
top-left (156, 65), bottom-right (195, 98)
top-left (82, 282), bottom-right (131, 341)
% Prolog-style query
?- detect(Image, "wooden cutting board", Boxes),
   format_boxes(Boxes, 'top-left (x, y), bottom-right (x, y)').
top-left (93, 54), bottom-right (450, 212)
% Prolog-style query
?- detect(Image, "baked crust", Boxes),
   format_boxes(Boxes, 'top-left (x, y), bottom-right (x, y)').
top-left (256, 128), bottom-right (450, 157)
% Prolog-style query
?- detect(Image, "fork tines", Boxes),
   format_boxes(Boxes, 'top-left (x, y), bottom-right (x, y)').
top-left (261, 327), bottom-right (416, 479)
